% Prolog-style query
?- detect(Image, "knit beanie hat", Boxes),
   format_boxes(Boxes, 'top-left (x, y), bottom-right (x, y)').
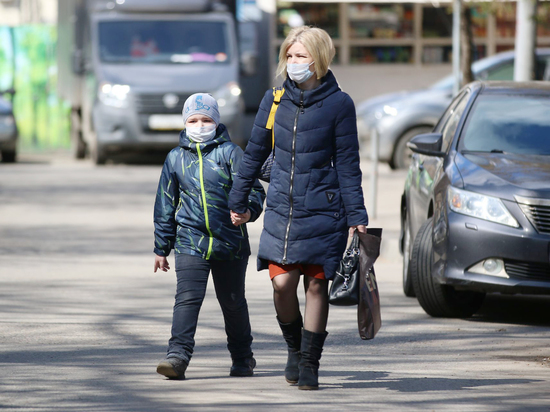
top-left (182, 93), bottom-right (220, 126)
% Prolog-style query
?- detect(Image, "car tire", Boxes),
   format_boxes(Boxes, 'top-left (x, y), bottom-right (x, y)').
top-left (402, 211), bottom-right (416, 297)
top-left (410, 217), bottom-right (485, 318)
top-left (390, 126), bottom-right (433, 170)
top-left (1, 149), bottom-right (16, 163)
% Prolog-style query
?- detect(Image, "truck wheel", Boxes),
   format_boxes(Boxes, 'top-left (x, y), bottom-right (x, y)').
top-left (390, 126), bottom-right (432, 170)
top-left (1, 149), bottom-right (16, 163)
top-left (402, 212), bottom-right (415, 297)
top-left (410, 217), bottom-right (485, 318)
top-left (72, 130), bottom-right (86, 159)
top-left (91, 141), bottom-right (107, 165)
top-left (71, 111), bottom-right (86, 159)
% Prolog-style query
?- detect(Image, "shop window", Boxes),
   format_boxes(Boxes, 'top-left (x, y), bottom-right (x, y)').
top-left (277, 2), bottom-right (339, 39)
top-left (348, 3), bottom-right (414, 39)
top-left (350, 46), bottom-right (413, 64)
top-left (423, 6), bottom-right (453, 38)
top-left (495, 3), bottom-right (516, 38)
top-left (422, 5), bottom-right (486, 39)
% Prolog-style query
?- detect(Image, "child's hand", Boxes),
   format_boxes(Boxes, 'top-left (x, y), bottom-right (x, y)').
top-left (154, 255), bottom-right (170, 273)
top-left (230, 209), bottom-right (251, 226)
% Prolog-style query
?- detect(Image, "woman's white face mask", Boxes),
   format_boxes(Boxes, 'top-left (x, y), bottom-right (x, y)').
top-left (287, 61), bottom-right (315, 84)
top-left (186, 124), bottom-right (217, 142)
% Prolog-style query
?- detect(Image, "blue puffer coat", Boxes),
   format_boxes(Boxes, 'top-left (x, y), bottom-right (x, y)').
top-left (154, 124), bottom-right (265, 261)
top-left (229, 71), bottom-right (368, 279)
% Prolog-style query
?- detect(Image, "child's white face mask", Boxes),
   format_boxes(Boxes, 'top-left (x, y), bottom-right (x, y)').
top-left (186, 125), bottom-right (217, 142)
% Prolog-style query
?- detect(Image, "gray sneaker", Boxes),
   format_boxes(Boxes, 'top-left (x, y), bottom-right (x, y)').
top-left (156, 357), bottom-right (188, 380)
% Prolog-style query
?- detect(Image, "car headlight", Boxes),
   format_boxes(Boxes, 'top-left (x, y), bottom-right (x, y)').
top-left (448, 186), bottom-right (519, 227)
top-left (374, 104), bottom-right (398, 120)
top-left (212, 82), bottom-right (241, 108)
top-left (98, 82), bottom-right (130, 108)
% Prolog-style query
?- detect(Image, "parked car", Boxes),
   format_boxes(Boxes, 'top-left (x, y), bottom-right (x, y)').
top-left (400, 81), bottom-right (550, 318)
top-left (0, 89), bottom-right (17, 163)
top-left (357, 49), bottom-right (550, 170)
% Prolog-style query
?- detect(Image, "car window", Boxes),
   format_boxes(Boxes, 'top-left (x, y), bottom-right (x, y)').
top-left (441, 91), bottom-right (470, 152)
top-left (484, 62), bottom-right (514, 81)
top-left (459, 94), bottom-right (550, 155)
top-left (434, 90), bottom-right (466, 133)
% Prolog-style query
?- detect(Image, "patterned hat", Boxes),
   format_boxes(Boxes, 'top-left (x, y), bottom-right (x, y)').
top-left (182, 93), bottom-right (220, 126)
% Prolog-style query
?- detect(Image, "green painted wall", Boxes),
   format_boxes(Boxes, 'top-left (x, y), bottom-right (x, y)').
top-left (0, 25), bottom-right (70, 150)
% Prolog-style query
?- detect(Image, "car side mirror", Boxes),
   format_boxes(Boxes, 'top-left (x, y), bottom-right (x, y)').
top-left (407, 133), bottom-right (445, 157)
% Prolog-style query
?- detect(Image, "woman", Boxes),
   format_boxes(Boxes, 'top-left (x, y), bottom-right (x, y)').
top-left (229, 26), bottom-right (368, 390)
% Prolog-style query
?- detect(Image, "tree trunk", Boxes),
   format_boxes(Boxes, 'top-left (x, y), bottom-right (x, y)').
top-left (460, 5), bottom-right (474, 87)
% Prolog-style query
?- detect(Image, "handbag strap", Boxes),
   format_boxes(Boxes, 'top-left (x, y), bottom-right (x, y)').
top-left (265, 87), bottom-right (285, 149)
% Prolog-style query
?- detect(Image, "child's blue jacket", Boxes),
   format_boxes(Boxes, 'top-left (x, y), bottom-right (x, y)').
top-left (154, 124), bottom-right (265, 260)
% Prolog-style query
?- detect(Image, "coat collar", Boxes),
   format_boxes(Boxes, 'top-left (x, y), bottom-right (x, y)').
top-left (283, 70), bottom-right (341, 107)
top-left (179, 124), bottom-right (230, 153)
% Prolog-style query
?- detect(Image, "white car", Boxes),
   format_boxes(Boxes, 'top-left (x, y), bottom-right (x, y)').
top-left (356, 49), bottom-right (550, 169)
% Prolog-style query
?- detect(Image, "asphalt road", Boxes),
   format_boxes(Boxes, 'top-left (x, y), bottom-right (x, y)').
top-left (1, 152), bottom-right (549, 412)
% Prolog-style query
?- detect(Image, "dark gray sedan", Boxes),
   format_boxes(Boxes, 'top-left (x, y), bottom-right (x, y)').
top-left (400, 81), bottom-right (550, 317)
top-left (357, 49), bottom-right (550, 169)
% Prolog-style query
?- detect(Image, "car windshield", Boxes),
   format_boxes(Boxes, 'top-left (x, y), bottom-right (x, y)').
top-left (98, 20), bottom-right (230, 64)
top-left (459, 94), bottom-right (550, 155)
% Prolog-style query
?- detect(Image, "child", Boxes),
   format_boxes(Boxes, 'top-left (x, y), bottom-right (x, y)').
top-left (153, 93), bottom-right (265, 380)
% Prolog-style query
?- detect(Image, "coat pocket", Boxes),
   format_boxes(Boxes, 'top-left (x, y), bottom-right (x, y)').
top-left (305, 168), bottom-right (341, 213)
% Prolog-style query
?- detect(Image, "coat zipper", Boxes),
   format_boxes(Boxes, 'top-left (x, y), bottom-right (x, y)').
top-left (282, 90), bottom-right (303, 264)
top-left (196, 143), bottom-right (214, 259)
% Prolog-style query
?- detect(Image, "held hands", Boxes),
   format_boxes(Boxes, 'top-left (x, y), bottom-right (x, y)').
top-left (154, 255), bottom-right (170, 273)
top-left (230, 209), bottom-right (251, 226)
top-left (349, 225), bottom-right (367, 237)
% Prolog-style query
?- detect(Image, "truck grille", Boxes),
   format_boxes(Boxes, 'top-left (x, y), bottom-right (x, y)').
top-left (134, 93), bottom-right (189, 114)
top-left (504, 260), bottom-right (550, 281)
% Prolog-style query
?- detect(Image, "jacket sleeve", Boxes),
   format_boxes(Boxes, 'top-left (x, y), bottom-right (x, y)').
top-left (334, 93), bottom-right (369, 227)
top-left (228, 90), bottom-right (273, 214)
top-left (230, 145), bottom-right (266, 222)
top-left (153, 151), bottom-right (180, 256)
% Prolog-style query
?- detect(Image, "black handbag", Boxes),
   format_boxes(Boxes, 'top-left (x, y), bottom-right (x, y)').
top-left (329, 231), bottom-right (361, 306)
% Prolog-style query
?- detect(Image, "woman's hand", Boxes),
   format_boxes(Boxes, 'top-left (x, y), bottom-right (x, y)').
top-left (349, 225), bottom-right (367, 237)
top-left (230, 209), bottom-right (251, 226)
top-left (154, 255), bottom-right (170, 273)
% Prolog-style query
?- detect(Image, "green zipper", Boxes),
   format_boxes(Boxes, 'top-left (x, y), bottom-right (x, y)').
top-left (196, 143), bottom-right (214, 259)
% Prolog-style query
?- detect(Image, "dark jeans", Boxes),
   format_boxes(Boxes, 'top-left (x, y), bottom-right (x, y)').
top-left (166, 253), bottom-right (253, 364)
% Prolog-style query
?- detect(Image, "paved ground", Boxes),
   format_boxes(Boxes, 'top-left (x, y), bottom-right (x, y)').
top-left (1, 151), bottom-right (550, 412)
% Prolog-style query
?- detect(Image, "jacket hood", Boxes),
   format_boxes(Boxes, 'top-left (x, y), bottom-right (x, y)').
top-left (283, 70), bottom-right (341, 107)
top-left (456, 152), bottom-right (550, 199)
top-left (179, 123), bottom-right (230, 153)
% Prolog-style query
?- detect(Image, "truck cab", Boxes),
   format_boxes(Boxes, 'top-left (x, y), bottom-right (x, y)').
top-left (59, 0), bottom-right (248, 164)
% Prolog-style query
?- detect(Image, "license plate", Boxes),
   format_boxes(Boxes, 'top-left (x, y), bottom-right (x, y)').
top-left (148, 115), bottom-right (184, 131)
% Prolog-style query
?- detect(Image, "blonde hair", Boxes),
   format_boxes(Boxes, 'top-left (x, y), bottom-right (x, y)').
top-left (276, 26), bottom-right (335, 80)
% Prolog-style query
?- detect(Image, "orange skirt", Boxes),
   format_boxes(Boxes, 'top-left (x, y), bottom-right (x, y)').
top-left (268, 261), bottom-right (326, 280)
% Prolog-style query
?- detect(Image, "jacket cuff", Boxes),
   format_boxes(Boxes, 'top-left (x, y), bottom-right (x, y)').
top-left (154, 248), bottom-right (170, 257)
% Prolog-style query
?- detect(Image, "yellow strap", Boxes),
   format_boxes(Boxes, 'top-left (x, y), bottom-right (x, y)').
top-left (266, 87), bottom-right (285, 148)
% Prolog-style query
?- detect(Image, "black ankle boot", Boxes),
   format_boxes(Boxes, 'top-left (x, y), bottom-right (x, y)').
top-left (277, 315), bottom-right (303, 384)
top-left (298, 329), bottom-right (328, 390)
